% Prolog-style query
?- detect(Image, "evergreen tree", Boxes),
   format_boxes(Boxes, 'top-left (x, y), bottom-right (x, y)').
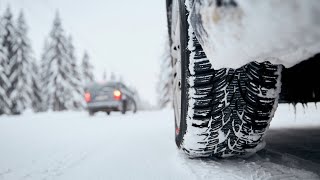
top-left (39, 39), bottom-right (50, 111)
top-left (67, 36), bottom-right (84, 109)
top-left (110, 72), bottom-right (116, 81)
top-left (2, 7), bottom-right (21, 114)
top-left (41, 13), bottom-right (76, 111)
top-left (81, 51), bottom-right (94, 85)
top-left (103, 68), bottom-right (107, 81)
top-left (30, 61), bottom-right (43, 112)
top-left (14, 11), bottom-right (34, 111)
top-left (118, 75), bottom-right (123, 83)
top-left (0, 15), bottom-right (11, 115)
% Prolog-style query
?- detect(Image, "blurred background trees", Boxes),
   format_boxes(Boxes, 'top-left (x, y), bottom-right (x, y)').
top-left (0, 5), bottom-right (153, 115)
top-left (40, 13), bottom-right (84, 111)
top-left (81, 51), bottom-right (94, 85)
top-left (0, 7), bottom-right (94, 115)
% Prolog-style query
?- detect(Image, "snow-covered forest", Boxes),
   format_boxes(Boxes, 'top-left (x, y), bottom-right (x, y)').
top-left (0, 7), bottom-right (95, 115)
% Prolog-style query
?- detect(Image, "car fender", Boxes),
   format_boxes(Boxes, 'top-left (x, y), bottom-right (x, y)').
top-left (187, 0), bottom-right (320, 69)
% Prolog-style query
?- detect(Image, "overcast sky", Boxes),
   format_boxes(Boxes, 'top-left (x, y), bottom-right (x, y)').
top-left (0, 0), bottom-right (167, 105)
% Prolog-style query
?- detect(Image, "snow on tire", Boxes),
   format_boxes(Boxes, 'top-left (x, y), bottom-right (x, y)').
top-left (169, 0), bottom-right (282, 158)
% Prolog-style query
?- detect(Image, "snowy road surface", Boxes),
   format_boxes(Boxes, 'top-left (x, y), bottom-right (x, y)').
top-left (0, 104), bottom-right (319, 180)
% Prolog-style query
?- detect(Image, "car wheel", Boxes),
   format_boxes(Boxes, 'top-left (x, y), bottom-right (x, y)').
top-left (168, 0), bottom-right (282, 157)
top-left (89, 110), bottom-right (95, 116)
top-left (121, 101), bottom-right (127, 115)
top-left (132, 100), bottom-right (137, 114)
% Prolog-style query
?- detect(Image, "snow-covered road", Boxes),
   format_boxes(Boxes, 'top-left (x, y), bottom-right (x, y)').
top-left (0, 104), bottom-right (319, 180)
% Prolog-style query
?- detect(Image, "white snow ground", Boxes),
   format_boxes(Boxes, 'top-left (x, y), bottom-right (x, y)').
top-left (0, 104), bottom-right (319, 180)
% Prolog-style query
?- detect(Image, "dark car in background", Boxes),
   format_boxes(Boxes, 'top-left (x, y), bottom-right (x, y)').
top-left (84, 82), bottom-right (137, 116)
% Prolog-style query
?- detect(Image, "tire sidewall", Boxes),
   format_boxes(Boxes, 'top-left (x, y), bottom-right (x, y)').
top-left (174, 0), bottom-right (190, 148)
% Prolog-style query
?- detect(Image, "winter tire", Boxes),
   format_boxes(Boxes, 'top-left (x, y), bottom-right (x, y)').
top-left (168, 0), bottom-right (282, 157)
top-left (121, 102), bottom-right (127, 115)
top-left (89, 110), bottom-right (95, 116)
top-left (132, 101), bottom-right (137, 114)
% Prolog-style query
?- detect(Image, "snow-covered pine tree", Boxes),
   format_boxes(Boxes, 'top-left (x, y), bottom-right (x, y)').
top-left (118, 75), bottom-right (123, 83)
top-left (110, 72), bottom-right (116, 81)
top-left (67, 36), bottom-right (84, 110)
top-left (15, 12), bottom-right (44, 113)
top-left (41, 13), bottom-right (76, 111)
top-left (30, 61), bottom-right (43, 112)
top-left (2, 7), bottom-right (21, 114)
top-left (39, 39), bottom-right (50, 111)
top-left (0, 14), bottom-right (11, 115)
top-left (103, 69), bottom-right (107, 81)
top-left (13, 11), bottom-right (34, 111)
top-left (81, 51), bottom-right (94, 85)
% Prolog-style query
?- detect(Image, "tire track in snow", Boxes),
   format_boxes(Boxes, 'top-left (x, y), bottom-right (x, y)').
top-left (18, 151), bottom-right (89, 180)
top-left (176, 149), bottom-right (319, 180)
top-left (177, 152), bottom-right (246, 180)
top-left (0, 169), bottom-right (12, 180)
top-left (250, 149), bottom-right (320, 179)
